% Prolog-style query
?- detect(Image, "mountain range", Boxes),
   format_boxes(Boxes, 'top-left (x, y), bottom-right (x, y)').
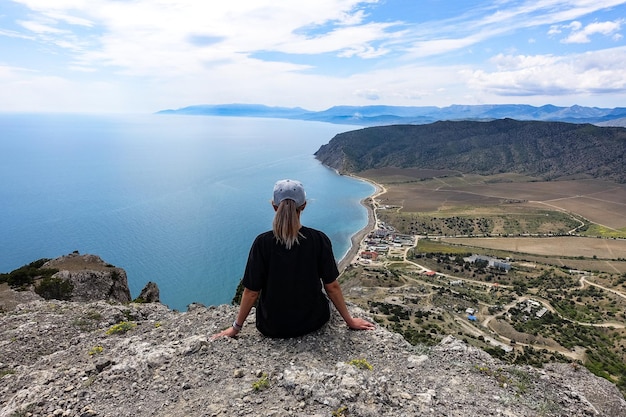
top-left (157, 103), bottom-right (626, 126)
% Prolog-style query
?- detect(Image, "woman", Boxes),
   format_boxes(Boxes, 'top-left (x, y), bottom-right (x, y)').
top-left (213, 179), bottom-right (374, 338)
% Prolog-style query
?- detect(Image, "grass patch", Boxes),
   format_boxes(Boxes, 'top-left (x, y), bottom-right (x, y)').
top-left (416, 239), bottom-right (471, 255)
top-left (332, 406), bottom-right (348, 417)
top-left (106, 321), bottom-right (136, 335)
top-left (581, 224), bottom-right (626, 239)
top-left (88, 346), bottom-right (104, 356)
top-left (252, 373), bottom-right (269, 391)
top-left (347, 358), bottom-right (373, 370)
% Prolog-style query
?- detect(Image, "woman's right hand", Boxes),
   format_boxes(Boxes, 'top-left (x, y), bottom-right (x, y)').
top-left (347, 317), bottom-right (376, 330)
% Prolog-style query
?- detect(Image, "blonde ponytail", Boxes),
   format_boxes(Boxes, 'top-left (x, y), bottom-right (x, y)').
top-left (273, 199), bottom-right (304, 249)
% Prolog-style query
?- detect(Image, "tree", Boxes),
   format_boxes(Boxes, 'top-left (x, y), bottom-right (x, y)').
top-left (35, 276), bottom-right (74, 300)
top-left (2, 259), bottom-right (55, 289)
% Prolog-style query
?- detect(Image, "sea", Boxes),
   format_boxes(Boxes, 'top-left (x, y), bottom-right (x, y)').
top-left (0, 113), bottom-right (374, 311)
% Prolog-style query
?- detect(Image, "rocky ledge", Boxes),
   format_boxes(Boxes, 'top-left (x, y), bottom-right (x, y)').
top-left (1, 298), bottom-right (626, 417)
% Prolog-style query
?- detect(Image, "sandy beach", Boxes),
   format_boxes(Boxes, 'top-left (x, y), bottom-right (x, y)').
top-left (337, 176), bottom-right (385, 272)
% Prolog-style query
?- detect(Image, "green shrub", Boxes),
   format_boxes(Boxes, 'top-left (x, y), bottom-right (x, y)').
top-left (35, 276), bottom-right (74, 300)
top-left (1, 259), bottom-right (56, 289)
top-left (232, 279), bottom-right (245, 305)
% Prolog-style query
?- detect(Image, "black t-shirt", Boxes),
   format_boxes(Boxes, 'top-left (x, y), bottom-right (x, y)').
top-left (242, 226), bottom-right (340, 338)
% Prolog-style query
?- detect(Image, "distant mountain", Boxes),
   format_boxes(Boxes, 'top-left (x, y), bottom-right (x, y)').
top-left (157, 103), bottom-right (626, 126)
top-left (156, 103), bottom-right (313, 119)
top-left (314, 119), bottom-right (626, 183)
top-left (598, 117), bottom-right (626, 128)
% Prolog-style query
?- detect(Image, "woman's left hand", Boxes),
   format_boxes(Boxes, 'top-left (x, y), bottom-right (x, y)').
top-left (347, 317), bottom-right (376, 330)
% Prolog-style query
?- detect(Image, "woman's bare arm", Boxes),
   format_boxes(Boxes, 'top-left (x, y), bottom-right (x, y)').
top-left (212, 287), bottom-right (260, 338)
top-left (324, 280), bottom-right (375, 330)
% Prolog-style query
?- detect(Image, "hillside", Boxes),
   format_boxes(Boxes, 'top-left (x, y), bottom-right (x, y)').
top-left (314, 119), bottom-right (626, 183)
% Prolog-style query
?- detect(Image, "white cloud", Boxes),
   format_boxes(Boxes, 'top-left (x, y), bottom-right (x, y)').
top-left (18, 19), bottom-right (68, 34)
top-left (0, 28), bottom-right (34, 40)
top-left (399, 2), bottom-right (625, 61)
top-left (406, 37), bottom-right (479, 58)
top-left (568, 21), bottom-right (584, 32)
top-left (547, 25), bottom-right (562, 36)
top-left (557, 19), bottom-right (623, 43)
top-left (468, 46), bottom-right (626, 97)
top-left (45, 11), bottom-right (93, 27)
top-left (277, 22), bottom-right (397, 58)
top-left (355, 89), bottom-right (381, 100)
top-left (8, 0), bottom-right (394, 76)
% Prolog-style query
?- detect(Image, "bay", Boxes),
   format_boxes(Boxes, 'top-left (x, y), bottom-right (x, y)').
top-left (0, 114), bottom-right (373, 311)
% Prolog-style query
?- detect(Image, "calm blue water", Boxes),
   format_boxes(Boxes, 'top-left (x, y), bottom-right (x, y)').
top-left (0, 114), bottom-right (373, 310)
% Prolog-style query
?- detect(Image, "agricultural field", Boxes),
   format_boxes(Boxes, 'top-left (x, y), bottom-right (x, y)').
top-left (438, 236), bottom-right (626, 258)
top-left (360, 169), bottom-right (626, 238)
top-left (439, 237), bottom-right (626, 274)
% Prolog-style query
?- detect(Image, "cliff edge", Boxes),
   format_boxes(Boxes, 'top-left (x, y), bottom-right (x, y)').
top-left (2, 254), bottom-right (625, 416)
top-left (2, 299), bottom-right (625, 417)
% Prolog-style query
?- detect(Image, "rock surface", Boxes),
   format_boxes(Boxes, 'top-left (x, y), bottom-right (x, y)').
top-left (136, 281), bottom-right (160, 303)
top-left (42, 253), bottom-right (131, 303)
top-left (1, 299), bottom-right (625, 417)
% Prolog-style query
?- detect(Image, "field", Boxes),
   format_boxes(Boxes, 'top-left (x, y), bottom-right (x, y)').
top-left (357, 167), bottom-right (626, 272)
top-left (439, 237), bottom-right (626, 273)
top-left (360, 169), bottom-right (626, 234)
top-left (439, 236), bottom-right (626, 258)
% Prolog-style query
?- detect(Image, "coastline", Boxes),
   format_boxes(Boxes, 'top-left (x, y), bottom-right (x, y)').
top-left (337, 175), bottom-right (385, 272)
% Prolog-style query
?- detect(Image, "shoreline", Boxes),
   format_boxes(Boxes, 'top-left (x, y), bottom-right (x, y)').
top-left (337, 175), bottom-right (385, 272)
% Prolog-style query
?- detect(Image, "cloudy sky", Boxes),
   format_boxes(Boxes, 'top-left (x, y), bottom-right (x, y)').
top-left (1, 0), bottom-right (625, 113)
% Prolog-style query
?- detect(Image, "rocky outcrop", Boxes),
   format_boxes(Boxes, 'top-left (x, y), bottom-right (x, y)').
top-left (136, 281), bottom-right (160, 303)
top-left (42, 253), bottom-right (131, 303)
top-left (1, 299), bottom-right (625, 417)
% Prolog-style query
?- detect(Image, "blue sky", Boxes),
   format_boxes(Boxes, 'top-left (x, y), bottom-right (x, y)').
top-left (1, 0), bottom-right (625, 113)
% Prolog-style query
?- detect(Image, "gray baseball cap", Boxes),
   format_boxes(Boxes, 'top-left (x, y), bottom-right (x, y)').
top-left (273, 179), bottom-right (306, 206)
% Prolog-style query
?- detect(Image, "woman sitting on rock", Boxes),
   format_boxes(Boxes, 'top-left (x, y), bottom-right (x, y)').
top-left (213, 179), bottom-right (374, 338)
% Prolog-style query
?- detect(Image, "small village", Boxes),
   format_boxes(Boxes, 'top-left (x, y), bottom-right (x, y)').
top-left (342, 209), bottom-right (626, 372)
